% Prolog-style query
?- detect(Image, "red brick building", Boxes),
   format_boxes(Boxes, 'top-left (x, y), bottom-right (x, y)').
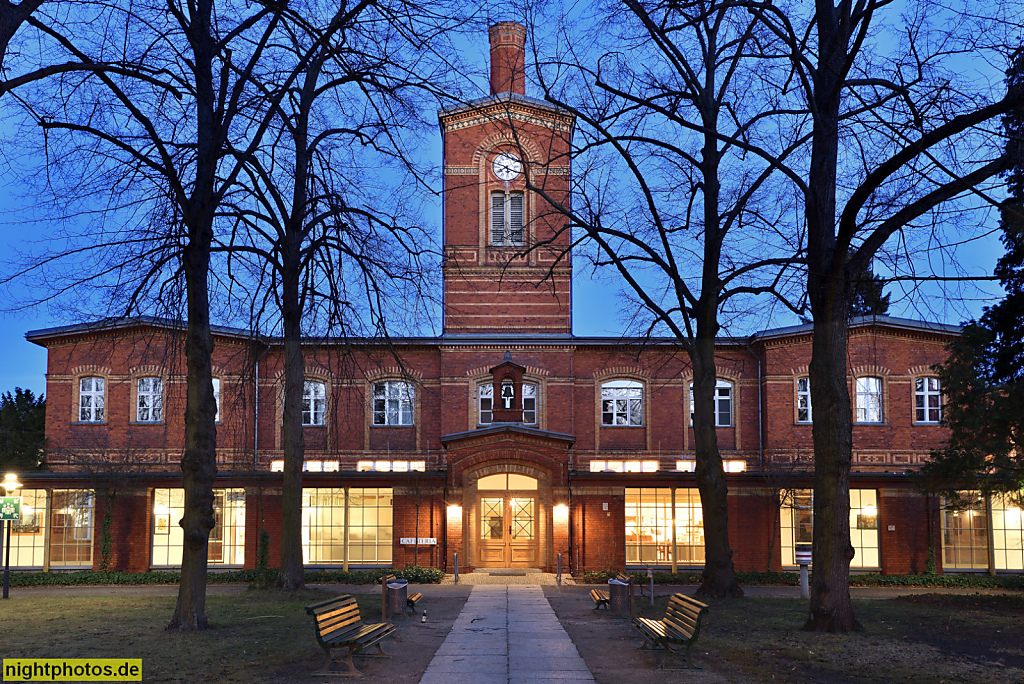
top-left (11, 23), bottom-right (1022, 576)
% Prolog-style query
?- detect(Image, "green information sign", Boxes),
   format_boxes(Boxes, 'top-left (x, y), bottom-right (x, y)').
top-left (0, 496), bottom-right (21, 521)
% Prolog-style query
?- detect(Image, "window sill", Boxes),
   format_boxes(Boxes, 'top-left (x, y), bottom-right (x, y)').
top-left (795, 421), bottom-right (812, 425)
top-left (301, 424), bottom-right (327, 428)
top-left (854, 422), bottom-right (887, 426)
top-left (72, 421), bottom-right (107, 426)
top-left (371, 424), bottom-right (415, 428)
top-left (601, 424), bottom-right (645, 428)
top-left (914, 421), bottom-right (942, 426)
top-left (130, 421), bottom-right (165, 426)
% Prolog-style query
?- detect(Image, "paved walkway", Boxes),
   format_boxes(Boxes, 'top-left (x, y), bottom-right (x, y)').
top-left (418, 585), bottom-right (595, 684)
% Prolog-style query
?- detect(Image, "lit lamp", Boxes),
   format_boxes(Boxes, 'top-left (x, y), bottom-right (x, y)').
top-left (2, 472), bottom-right (23, 599)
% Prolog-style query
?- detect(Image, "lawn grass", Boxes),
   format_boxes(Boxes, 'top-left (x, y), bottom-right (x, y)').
top-left (629, 592), bottom-right (1024, 682)
top-left (0, 590), bottom-right (383, 683)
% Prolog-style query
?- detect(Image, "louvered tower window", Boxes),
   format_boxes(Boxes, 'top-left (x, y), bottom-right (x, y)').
top-left (491, 191), bottom-right (524, 246)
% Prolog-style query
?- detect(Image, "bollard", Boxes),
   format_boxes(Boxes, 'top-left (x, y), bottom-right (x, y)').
top-left (454, 552), bottom-right (459, 585)
top-left (557, 553), bottom-right (562, 585)
top-left (647, 566), bottom-right (654, 606)
top-left (796, 544), bottom-right (812, 600)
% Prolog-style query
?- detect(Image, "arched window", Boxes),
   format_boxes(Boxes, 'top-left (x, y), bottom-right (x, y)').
top-left (303, 380), bottom-right (326, 426)
top-left (601, 379), bottom-right (643, 426)
top-left (373, 380), bottom-right (414, 426)
top-left (79, 377), bottom-right (105, 422)
top-left (914, 377), bottom-right (942, 423)
top-left (855, 376), bottom-right (883, 423)
top-left (689, 379), bottom-right (733, 427)
top-left (136, 377), bottom-right (163, 423)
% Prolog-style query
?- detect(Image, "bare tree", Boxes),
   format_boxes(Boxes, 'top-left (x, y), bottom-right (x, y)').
top-left (218, 3), bottom-right (456, 589)
top-left (528, 0), bottom-right (804, 597)
top-left (0, 0), bottom-right (302, 629)
top-left (746, 0), bottom-right (1024, 631)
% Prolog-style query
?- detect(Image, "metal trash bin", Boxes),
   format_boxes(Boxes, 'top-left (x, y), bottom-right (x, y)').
top-left (608, 578), bottom-right (631, 615)
top-left (386, 579), bottom-right (409, 618)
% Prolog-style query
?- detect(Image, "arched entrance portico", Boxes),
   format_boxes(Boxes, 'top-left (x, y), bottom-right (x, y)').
top-left (465, 463), bottom-right (552, 569)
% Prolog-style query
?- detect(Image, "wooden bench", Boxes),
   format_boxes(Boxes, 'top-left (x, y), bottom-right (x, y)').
top-left (306, 594), bottom-right (396, 677)
top-left (633, 593), bottom-right (709, 670)
top-left (381, 574), bottom-right (422, 616)
top-left (590, 573), bottom-right (632, 610)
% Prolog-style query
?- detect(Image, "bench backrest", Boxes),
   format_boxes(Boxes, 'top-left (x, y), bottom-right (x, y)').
top-left (306, 595), bottom-right (363, 643)
top-left (663, 594), bottom-right (708, 640)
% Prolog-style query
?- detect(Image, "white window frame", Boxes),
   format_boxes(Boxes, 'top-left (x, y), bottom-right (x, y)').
top-left (915, 377), bottom-right (942, 423)
top-left (796, 377), bottom-right (812, 423)
top-left (601, 379), bottom-right (644, 426)
top-left (689, 380), bottom-right (733, 427)
top-left (855, 376), bottom-right (883, 423)
top-left (212, 378), bottom-right (221, 423)
top-left (373, 381), bottom-right (414, 426)
top-left (136, 377), bottom-right (163, 423)
top-left (303, 380), bottom-right (326, 426)
top-left (478, 382), bottom-right (538, 425)
top-left (490, 191), bottom-right (525, 246)
top-left (79, 376), bottom-right (105, 423)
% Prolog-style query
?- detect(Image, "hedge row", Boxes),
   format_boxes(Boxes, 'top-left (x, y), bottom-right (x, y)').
top-left (8, 565), bottom-right (444, 587)
top-left (579, 569), bottom-right (1024, 589)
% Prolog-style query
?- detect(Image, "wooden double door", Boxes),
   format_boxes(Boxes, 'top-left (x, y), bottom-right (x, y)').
top-left (477, 494), bottom-right (537, 568)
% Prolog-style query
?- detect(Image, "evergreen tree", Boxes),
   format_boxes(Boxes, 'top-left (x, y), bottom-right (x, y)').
top-left (923, 49), bottom-right (1024, 495)
top-left (848, 265), bottom-right (891, 317)
top-left (0, 387), bottom-right (45, 473)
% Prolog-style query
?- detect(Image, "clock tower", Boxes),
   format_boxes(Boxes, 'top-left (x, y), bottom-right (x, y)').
top-left (439, 22), bottom-right (575, 335)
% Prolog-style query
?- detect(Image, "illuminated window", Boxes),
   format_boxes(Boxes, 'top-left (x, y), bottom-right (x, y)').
top-left (676, 460), bottom-right (696, 472)
top-left (601, 380), bottom-right (643, 426)
top-left (625, 488), bottom-right (704, 567)
top-left (49, 490), bottom-right (94, 568)
top-left (270, 460), bottom-right (284, 472)
top-left (302, 488), bottom-right (393, 565)
top-left (589, 460), bottom-right (658, 473)
top-left (781, 489), bottom-right (878, 568)
top-left (992, 493), bottom-right (1024, 571)
top-left (6, 489), bottom-right (47, 568)
top-left (373, 381), bottom-right (414, 426)
top-left (79, 377), bottom-right (105, 422)
top-left (151, 488), bottom-right (246, 567)
top-left (915, 377), bottom-right (942, 423)
top-left (941, 493), bottom-right (988, 570)
top-left (797, 377), bottom-right (812, 423)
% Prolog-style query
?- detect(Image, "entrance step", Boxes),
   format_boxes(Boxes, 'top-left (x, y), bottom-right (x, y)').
top-left (473, 568), bottom-right (543, 574)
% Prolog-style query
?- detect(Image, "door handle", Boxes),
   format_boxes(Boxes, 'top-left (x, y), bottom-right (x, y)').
top-left (509, 525), bottom-right (513, 537)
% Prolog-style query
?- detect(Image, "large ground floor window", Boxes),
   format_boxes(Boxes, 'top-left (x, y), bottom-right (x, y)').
top-left (625, 488), bottom-right (704, 566)
top-left (781, 489), bottom-right (879, 568)
top-left (302, 488), bottom-right (392, 566)
top-left (5, 489), bottom-right (96, 569)
top-left (152, 489), bottom-right (246, 567)
top-left (942, 492), bottom-right (1024, 571)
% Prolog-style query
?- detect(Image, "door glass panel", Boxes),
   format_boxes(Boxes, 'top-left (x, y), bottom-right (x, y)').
top-left (511, 498), bottom-right (534, 540)
top-left (481, 498), bottom-right (504, 539)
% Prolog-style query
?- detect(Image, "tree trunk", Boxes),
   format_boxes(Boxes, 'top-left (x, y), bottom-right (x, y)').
top-left (801, 1), bottom-right (862, 633)
top-left (277, 242), bottom-right (306, 591)
top-left (168, 231), bottom-right (218, 630)
top-left (167, 0), bottom-right (220, 629)
top-left (692, 330), bottom-right (742, 598)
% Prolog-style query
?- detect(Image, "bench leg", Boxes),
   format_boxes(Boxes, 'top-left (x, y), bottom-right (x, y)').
top-left (358, 641), bottom-right (391, 659)
top-left (653, 641), bottom-right (700, 671)
top-left (313, 645), bottom-right (364, 677)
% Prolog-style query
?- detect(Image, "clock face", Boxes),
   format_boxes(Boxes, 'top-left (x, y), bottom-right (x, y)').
top-left (493, 153), bottom-right (522, 181)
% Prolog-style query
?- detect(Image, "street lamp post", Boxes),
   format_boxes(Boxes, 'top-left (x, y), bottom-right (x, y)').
top-left (2, 472), bottom-right (23, 599)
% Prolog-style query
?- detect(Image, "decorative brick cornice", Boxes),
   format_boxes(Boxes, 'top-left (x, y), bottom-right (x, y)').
top-left (444, 166), bottom-right (478, 175)
top-left (441, 103), bottom-right (573, 134)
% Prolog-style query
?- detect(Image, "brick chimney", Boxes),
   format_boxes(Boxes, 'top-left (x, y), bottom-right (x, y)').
top-left (489, 22), bottom-right (526, 96)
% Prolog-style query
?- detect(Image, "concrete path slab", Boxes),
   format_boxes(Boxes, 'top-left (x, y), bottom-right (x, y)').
top-left (419, 585), bottom-right (595, 684)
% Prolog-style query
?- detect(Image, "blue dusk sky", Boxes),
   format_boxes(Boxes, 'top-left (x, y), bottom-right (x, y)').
top-left (0, 14), bottom-right (1010, 399)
